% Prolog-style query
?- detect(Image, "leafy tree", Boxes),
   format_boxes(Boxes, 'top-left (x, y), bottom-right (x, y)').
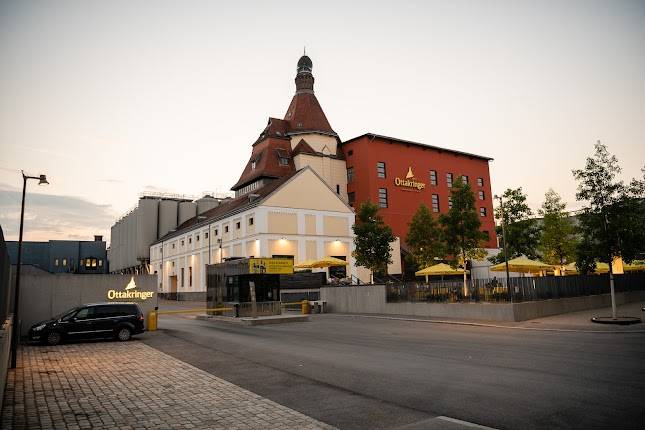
top-left (352, 200), bottom-right (395, 282)
top-left (440, 177), bottom-right (487, 296)
top-left (572, 141), bottom-right (645, 317)
top-left (405, 203), bottom-right (445, 269)
top-left (538, 189), bottom-right (577, 265)
top-left (490, 187), bottom-right (540, 263)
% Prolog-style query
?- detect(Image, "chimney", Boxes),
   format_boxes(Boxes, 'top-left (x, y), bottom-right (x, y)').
top-left (94, 235), bottom-right (103, 242)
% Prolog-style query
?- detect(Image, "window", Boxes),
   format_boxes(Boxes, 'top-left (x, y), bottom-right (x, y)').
top-left (181, 240), bottom-right (184, 246)
top-left (430, 170), bottom-right (437, 186)
top-left (278, 155), bottom-right (289, 166)
top-left (172, 261), bottom-right (175, 267)
top-left (477, 177), bottom-right (484, 187)
top-left (172, 243), bottom-right (176, 249)
top-left (225, 226), bottom-right (229, 233)
top-left (62, 258), bottom-right (67, 267)
top-left (74, 307), bottom-right (94, 320)
top-left (236, 222), bottom-right (241, 230)
top-left (461, 175), bottom-right (469, 184)
top-left (251, 161), bottom-right (256, 170)
top-left (215, 229), bottom-right (219, 236)
top-left (249, 217), bottom-right (254, 226)
top-left (431, 194), bottom-right (440, 212)
top-left (91, 259), bottom-right (97, 268)
top-left (54, 259), bottom-right (59, 267)
top-left (347, 150), bottom-right (353, 156)
top-left (189, 267), bottom-right (192, 287)
top-left (377, 162), bottom-right (386, 178)
top-left (480, 207), bottom-right (487, 217)
top-left (181, 268), bottom-right (185, 287)
top-left (196, 235), bottom-right (200, 241)
top-left (378, 188), bottom-right (388, 208)
top-left (347, 167), bottom-right (354, 184)
top-left (80, 259), bottom-right (84, 267)
top-left (336, 184), bottom-right (340, 194)
top-left (188, 237), bottom-right (192, 244)
top-left (446, 173), bottom-right (453, 187)
top-left (205, 232), bottom-right (209, 239)
top-left (448, 196), bottom-right (453, 209)
top-left (348, 192), bottom-right (355, 207)
top-left (478, 190), bottom-right (485, 200)
top-left (98, 259), bottom-right (103, 267)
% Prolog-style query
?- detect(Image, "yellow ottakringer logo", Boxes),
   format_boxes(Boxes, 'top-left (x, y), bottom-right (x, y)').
top-left (107, 277), bottom-right (154, 301)
top-left (394, 166), bottom-right (426, 191)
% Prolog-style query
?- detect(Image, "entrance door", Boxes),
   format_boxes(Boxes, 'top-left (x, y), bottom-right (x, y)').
top-left (170, 275), bottom-right (178, 299)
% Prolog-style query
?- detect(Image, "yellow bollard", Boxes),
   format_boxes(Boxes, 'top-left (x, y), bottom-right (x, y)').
top-left (147, 311), bottom-right (157, 331)
top-left (301, 300), bottom-right (310, 315)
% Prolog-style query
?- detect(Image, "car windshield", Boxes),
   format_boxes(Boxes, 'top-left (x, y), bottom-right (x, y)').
top-left (56, 308), bottom-right (79, 321)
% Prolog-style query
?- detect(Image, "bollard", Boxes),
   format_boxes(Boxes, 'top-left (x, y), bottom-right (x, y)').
top-left (301, 299), bottom-right (310, 315)
top-left (147, 310), bottom-right (157, 331)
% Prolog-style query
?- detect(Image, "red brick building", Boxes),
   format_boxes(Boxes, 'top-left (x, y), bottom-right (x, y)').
top-left (340, 134), bottom-right (497, 253)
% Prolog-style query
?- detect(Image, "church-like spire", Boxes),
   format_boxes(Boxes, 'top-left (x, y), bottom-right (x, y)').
top-left (295, 54), bottom-right (314, 93)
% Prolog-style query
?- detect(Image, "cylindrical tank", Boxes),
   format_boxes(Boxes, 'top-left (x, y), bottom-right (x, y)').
top-left (196, 196), bottom-right (219, 214)
top-left (158, 199), bottom-right (179, 238)
top-left (178, 201), bottom-right (197, 225)
top-left (136, 199), bottom-right (159, 259)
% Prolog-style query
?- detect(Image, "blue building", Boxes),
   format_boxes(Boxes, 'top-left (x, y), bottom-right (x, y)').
top-left (7, 235), bottom-right (108, 274)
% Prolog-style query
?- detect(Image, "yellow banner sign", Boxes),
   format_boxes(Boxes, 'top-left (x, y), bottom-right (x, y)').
top-left (249, 258), bottom-right (294, 274)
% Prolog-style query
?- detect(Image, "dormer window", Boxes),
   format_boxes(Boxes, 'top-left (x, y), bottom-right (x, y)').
top-left (276, 149), bottom-right (290, 166)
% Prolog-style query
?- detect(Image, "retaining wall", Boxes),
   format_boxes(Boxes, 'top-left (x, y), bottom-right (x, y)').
top-left (321, 285), bottom-right (645, 322)
top-left (0, 318), bottom-right (12, 410)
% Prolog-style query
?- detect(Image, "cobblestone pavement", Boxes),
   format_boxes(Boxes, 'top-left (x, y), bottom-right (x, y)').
top-left (2, 341), bottom-right (336, 430)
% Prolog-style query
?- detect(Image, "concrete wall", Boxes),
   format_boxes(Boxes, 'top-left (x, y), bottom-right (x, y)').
top-left (17, 274), bottom-right (158, 336)
top-left (0, 318), bottom-right (12, 411)
top-left (321, 285), bottom-right (645, 322)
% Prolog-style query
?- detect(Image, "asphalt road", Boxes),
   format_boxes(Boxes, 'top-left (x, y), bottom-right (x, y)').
top-left (140, 314), bottom-right (645, 430)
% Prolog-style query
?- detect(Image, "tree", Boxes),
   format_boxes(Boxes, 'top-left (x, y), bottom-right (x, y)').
top-left (572, 141), bottom-right (645, 318)
top-left (352, 200), bottom-right (395, 283)
top-left (538, 189), bottom-right (577, 266)
top-left (405, 203), bottom-right (445, 270)
top-left (440, 177), bottom-right (487, 297)
top-left (490, 187), bottom-right (540, 263)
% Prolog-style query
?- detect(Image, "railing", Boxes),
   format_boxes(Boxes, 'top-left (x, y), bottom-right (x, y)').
top-left (386, 273), bottom-right (645, 303)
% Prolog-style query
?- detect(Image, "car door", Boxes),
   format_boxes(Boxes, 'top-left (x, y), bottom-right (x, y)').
top-left (64, 306), bottom-right (97, 339)
top-left (92, 305), bottom-right (120, 337)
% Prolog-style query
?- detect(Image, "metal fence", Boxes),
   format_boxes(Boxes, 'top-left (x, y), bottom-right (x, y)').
top-left (386, 272), bottom-right (645, 303)
top-left (0, 226), bottom-right (11, 323)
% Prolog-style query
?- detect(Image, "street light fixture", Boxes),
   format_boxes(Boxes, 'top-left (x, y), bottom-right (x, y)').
top-left (11, 171), bottom-right (49, 369)
top-left (494, 194), bottom-right (511, 303)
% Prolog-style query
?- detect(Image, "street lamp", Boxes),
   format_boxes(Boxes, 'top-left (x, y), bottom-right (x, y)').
top-left (11, 171), bottom-right (49, 369)
top-left (494, 194), bottom-right (511, 303)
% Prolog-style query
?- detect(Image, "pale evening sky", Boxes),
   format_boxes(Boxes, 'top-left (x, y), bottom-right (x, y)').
top-left (1, 0), bottom-right (644, 243)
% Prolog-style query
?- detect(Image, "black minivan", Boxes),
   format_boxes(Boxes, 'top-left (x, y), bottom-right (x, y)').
top-left (29, 302), bottom-right (145, 346)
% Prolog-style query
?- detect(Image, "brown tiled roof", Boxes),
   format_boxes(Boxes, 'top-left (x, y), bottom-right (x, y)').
top-left (283, 92), bottom-right (336, 136)
top-left (231, 138), bottom-right (295, 191)
top-left (153, 172), bottom-right (298, 244)
top-left (291, 138), bottom-right (316, 156)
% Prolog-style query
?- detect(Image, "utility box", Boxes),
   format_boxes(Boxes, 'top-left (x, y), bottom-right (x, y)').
top-left (206, 258), bottom-right (293, 317)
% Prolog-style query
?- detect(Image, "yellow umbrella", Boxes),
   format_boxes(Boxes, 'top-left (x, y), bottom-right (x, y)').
top-left (415, 263), bottom-right (465, 277)
top-left (293, 259), bottom-right (317, 270)
top-left (310, 256), bottom-right (349, 268)
top-left (624, 260), bottom-right (645, 272)
top-left (490, 256), bottom-right (553, 274)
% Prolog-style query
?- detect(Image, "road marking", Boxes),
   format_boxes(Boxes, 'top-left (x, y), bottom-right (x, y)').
top-left (333, 314), bottom-right (645, 333)
top-left (436, 416), bottom-right (499, 429)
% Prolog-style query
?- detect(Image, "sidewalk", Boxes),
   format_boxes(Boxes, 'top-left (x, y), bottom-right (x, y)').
top-left (2, 341), bottom-right (335, 430)
top-left (335, 301), bottom-right (645, 332)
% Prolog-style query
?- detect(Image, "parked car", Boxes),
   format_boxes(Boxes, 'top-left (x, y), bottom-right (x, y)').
top-left (29, 302), bottom-right (145, 346)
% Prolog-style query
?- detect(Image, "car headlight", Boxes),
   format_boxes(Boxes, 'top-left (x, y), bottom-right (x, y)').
top-left (33, 324), bottom-right (46, 331)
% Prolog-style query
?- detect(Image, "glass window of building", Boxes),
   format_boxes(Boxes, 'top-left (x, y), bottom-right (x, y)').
top-left (448, 196), bottom-right (453, 209)
top-left (377, 162), bottom-right (386, 178)
top-left (181, 240), bottom-right (184, 246)
top-left (479, 190), bottom-right (485, 200)
top-left (446, 173), bottom-right (453, 187)
top-left (205, 232), bottom-right (209, 239)
top-left (181, 268), bottom-right (185, 287)
top-left (98, 259), bottom-right (103, 267)
top-left (225, 226), bottom-right (229, 233)
top-left (249, 217), bottom-right (254, 226)
top-left (347, 167), bottom-right (354, 184)
top-left (431, 194), bottom-right (440, 212)
top-left (461, 175), bottom-right (469, 184)
top-left (196, 235), bottom-right (200, 241)
top-left (172, 243), bottom-right (175, 249)
top-left (54, 259), bottom-right (59, 267)
top-left (62, 258), bottom-right (67, 267)
top-left (189, 267), bottom-right (192, 287)
top-left (236, 222), bottom-right (241, 229)
top-left (189, 237), bottom-right (192, 244)
top-left (480, 207), bottom-right (487, 217)
top-left (378, 188), bottom-right (388, 208)
top-left (348, 192), bottom-right (355, 207)
top-left (477, 177), bottom-right (484, 187)
top-left (430, 170), bottom-right (437, 185)
top-left (348, 150), bottom-right (353, 156)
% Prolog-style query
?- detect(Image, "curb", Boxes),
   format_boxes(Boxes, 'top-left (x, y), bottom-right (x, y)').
top-left (332, 313), bottom-right (645, 333)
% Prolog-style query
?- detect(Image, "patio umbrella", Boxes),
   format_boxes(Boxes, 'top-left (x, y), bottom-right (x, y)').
top-left (415, 263), bottom-right (466, 284)
top-left (311, 256), bottom-right (349, 268)
top-left (293, 259), bottom-right (317, 270)
top-left (490, 256), bottom-right (553, 274)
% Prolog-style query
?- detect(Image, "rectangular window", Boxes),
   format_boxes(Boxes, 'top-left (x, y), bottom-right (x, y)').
top-left (431, 194), bottom-right (440, 213)
top-left (98, 259), bottom-right (103, 267)
top-left (249, 217), bottom-right (254, 226)
top-left (181, 240), bottom-right (184, 246)
top-left (215, 229), bottom-right (219, 236)
top-left (172, 243), bottom-right (176, 249)
top-left (461, 175), bottom-right (469, 184)
top-left (91, 259), bottom-right (97, 268)
top-left (189, 237), bottom-right (192, 244)
top-left (480, 207), bottom-right (487, 217)
top-left (477, 177), bottom-right (484, 187)
top-left (448, 196), bottom-right (453, 209)
top-left (346, 167), bottom-right (354, 184)
top-left (189, 267), bottom-right (192, 287)
top-left (446, 173), bottom-right (453, 187)
top-left (225, 226), bottom-right (229, 233)
top-left (54, 259), bottom-right (59, 267)
top-left (278, 156), bottom-right (289, 166)
top-left (236, 222), bottom-right (241, 230)
top-left (196, 235), bottom-right (200, 241)
top-left (430, 170), bottom-right (437, 186)
top-left (62, 258), bottom-right (67, 267)
top-left (181, 268), bottom-right (185, 287)
top-left (336, 184), bottom-right (340, 194)
top-left (478, 190), bottom-right (485, 200)
top-left (348, 192), bottom-right (355, 207)
top-left (377, 162), bottom-right (386, 178)
top-left (80, 259), bottom-right (84, 267)
top-left (378, 188), bottom-right (388, 208)
top-left (205, 232), bottom-right (209, 239)
top-left (347, 150), bottom-right (353, 156)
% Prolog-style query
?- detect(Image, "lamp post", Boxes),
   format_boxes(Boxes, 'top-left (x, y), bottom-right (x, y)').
top-left (494, 194), bottom-right (511, 303)
top-left (11, 171), bottom-right (49, 369)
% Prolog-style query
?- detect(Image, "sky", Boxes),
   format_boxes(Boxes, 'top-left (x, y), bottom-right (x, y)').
top-left (1, 0), bottom-right (644, 243)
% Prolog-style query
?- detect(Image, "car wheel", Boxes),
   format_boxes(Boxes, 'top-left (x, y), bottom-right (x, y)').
top-left (45, 332), bottom-right (62, 346)
top-left (116, 327), bottom-right (132, 342)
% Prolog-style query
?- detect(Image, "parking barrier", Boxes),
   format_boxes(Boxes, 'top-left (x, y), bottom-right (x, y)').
top-left (147, 307), bottom-right (233, 331)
